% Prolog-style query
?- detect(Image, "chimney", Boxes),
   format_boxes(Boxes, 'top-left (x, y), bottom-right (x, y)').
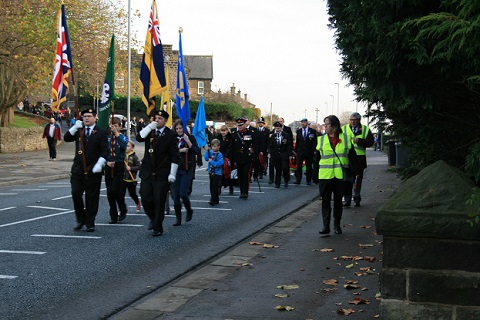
top-left (230, 83), bottom-right (236, 95)
top-left (244, 94), bottom-right (247, 100)
top-left (238, 90), bottom-right (241, 97)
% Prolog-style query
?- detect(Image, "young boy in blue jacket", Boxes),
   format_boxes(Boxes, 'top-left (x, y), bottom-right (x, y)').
top-left (204, 139), bottom-right (224, 206)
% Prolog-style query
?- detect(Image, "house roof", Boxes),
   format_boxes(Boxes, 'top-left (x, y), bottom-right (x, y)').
top-left (184, 55), bottom-right (213, 80)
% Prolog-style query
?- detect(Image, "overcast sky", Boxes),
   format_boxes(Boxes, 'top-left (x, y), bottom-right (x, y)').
top-left (130, 0), bottom-right (362, 124)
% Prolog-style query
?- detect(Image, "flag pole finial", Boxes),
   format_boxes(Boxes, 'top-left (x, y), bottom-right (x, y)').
top-left (179, 27), bottom-right (183, 34)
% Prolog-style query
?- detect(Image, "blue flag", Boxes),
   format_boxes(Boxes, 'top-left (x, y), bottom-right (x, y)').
top-left (193, 96), bottom-right (207, 148)
top-left (176, 31), bottom-right (190, 127)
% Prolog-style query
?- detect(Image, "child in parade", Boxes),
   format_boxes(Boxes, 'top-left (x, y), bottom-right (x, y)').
top-left (123, 141), bottom-right (141, 212)
top-left (204, 139), bottom-right (224, 206)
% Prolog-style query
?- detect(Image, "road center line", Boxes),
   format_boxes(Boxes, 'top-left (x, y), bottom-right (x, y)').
top-left (0, 275), bottom-right (18, 279)
top-left (0, 250), bottom-right (46, 255)
top-left (27, 206), bottom-right (71, 211)
top-left (0, 207), bottom-right (16, 212)
top-left (31, 234), bottom-right (101, 239)
top-left (0, 211), bottom-right (73, 228)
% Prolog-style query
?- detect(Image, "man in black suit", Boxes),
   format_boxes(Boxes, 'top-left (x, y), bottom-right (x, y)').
top-left (136, 110), bottom-right (179, 236)
top-left (64, 108), bottom-right (108, 232)
top-left (268, 121), bottom-right (293, 188)
top-left (255, 117), bottom-right (270, 178)
top-left (293, 118), bottom-right (317, 185)
top-left (268, 117), bottom-right (293, 184)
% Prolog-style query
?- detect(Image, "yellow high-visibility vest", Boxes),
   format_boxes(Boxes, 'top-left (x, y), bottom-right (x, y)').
top-left (316, 131), bottom-right (351, 180)
top-left (342, 124), bottom-right (370, 156)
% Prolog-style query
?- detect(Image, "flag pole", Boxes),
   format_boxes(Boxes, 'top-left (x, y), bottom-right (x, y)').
top-left (70, 66), bottom-right (88, 177)
top-left (127, 0), bottom-right (131, 140)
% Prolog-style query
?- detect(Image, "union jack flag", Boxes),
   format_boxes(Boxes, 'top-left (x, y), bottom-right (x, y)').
top-left (51, 4), bottom-right (73, 113)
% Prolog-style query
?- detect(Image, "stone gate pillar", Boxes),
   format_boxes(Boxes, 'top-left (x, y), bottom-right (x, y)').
top-left (376, 160), bottom-right (480, 320)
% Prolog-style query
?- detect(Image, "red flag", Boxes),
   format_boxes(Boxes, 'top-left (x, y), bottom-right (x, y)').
top-left (51, 4), bottom-right (73, 113)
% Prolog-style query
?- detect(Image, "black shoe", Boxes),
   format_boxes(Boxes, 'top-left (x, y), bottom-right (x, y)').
top-left (319, 228), bottom-right (330, 235)
top-left (275, 184), bottom-right (280, 188)
top-left (109, 220), bottom-right (118, 224)
top-left (173, 219), bottom-right (181, 226)
top-left (118, 212), bottom-right (127, 221)
top-left (186, 210), bottom-right (193, 222)
top-left (293, 181), bottom-right (300, 185)
top-left (354, 202), bottom-right (361, 207)
top-left (334, 226), bottom-right (343, 234)
top-left (239, 193), bottom-right (248, 199)
top-left (152, 230), bottom-right (163, 236)
top-left (86, 226), bottom-right (95, 232)
top-left (208, 201), bottom-right (216, 206)
top-left (73, 223), bottom-right (84, 231)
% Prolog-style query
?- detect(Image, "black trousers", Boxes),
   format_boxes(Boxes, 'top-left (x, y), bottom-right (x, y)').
top-left (209, 174), bottom-right (221, 203)
top-left (47, 137), bottom-right (57, 159)
top-left (71, 174), bottom-right (102, 228)
top-left (272, 157), bottom-right (289, 185)
top-left (123, 181), bottom-right (140, 205)
top-left (319, 178), bottom-right (344, 227)
top-left (295, 155), bottom-right (313, 183)
top-left (236, 161), bottom-right (252, 195)
top-left (140, 178), bottom-right (170, 232)
top-left (105, 163), bottom-right (127, 220)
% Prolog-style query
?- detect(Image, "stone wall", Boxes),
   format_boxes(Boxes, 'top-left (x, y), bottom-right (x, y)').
top-left (376, 160), bottom-right (480, 320)
top-left (0, 126), bottom-right (50, 153)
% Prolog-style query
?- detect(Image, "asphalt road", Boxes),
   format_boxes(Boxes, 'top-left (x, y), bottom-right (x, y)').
top-left (0, 167), bottom-right (318, 319)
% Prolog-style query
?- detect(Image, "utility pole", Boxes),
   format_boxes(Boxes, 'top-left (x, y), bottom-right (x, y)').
top-left (315, 108), bottom-right (319, 124)
top-left (335, 82), bottom-right (340, 115)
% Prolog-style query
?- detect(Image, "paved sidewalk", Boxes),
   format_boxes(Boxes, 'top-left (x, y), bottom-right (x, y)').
top-left (107, 150), bottom-right (399, 320)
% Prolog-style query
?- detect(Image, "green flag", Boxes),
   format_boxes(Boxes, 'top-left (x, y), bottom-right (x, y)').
top-left (97, 35), bottom-right (115, 129)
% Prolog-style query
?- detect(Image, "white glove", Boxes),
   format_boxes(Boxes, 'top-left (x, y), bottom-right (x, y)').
top-left (139, 121), bottom-right (158, 139)
top-left (68, 120), bottom-right (84, 135)
top-left (92, 157), bottom-right (107, 173)
top-left (168, 163), bottom-right (178, 183)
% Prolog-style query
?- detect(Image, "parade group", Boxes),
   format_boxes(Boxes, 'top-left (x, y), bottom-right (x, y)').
top-left (43, 108), bottom-right (373, 237)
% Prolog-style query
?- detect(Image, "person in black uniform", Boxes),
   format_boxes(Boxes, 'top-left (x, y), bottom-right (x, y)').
top-left (229, 116), bottom-right (258, 199)
top-left (293, 118), bottom-right (317, 185)
top-left (136, 110), bottom-right (179, 236)
top-left (254, 116), bottom-right (270, 179)
top-left (269, 117), bottom-right (293, 184)
top-left (268, 121), bottom-right (293, 188)
top-left (64, 108), bottom-right (108, 232)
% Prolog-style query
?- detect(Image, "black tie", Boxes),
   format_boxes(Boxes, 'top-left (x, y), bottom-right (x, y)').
top-left (303, 129), bottom-right (306, 139)
top-left (85, 127), bottom-right (90, 137)
top-left (277, 134), bottom-right (281, 145)
top-left (156, 129), bottom-right (161, 138)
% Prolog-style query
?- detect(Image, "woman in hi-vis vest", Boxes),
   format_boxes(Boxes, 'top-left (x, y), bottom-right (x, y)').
top-left (316, 115), bottom-right (353, 235)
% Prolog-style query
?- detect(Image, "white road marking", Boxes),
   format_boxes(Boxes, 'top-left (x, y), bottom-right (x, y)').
top-left (27, 206), bottom-right (70, 211)
top-left (0, 207), bottom-right (16, 212)
top-left (0, 193), bottom-right (17, 196)
top-left (31, 234), bottom-right (101, 239)
top-left (11, 189), bottom-right (48, 191)
top-left (52, 195), bottom-right (71, 201)
top-left (0, 250), bottom-right (46, 255)
top-left (191, 200), bottom-right (228, 203)
top-left (192, 207), bottom-right (231, 211)
top-left (96, 223), bottom-right (144, 227)
top-left (0, 211), bottom-right (73, 228)
top-left (0, 275), bottom-right (18, 279)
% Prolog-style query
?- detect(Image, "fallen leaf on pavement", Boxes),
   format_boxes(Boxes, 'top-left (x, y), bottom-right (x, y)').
top-left (344, 284), bottom-right (360, 289)
top-left (249, 241), bottom-right (263, 245)
top-left (275, 305), bottom-right (295, 311)
top-left (345, 263), bottom-right (354, 269)
top-left (323, 279), bottom-right (338, 286)
top-left (354, 272), bottom-right (363, 277)
top-left (345, 280), bottom-right (359, 284)
top-left (337, 308), bottom-right (355, 315)
top-left (320, 288), bottom-right (338, 293)
top-left (263, 243), bottom-right (279, 248)
top-left (359, 243), bottom-right (374, 249)
top-left (320, 248), bottom-right (334, 252)
top-left (364, 256), bottom-right (376, 262)
top-left (349, 298), bottom-right (370, 305)
top-left (360, 225), bottom-right (372, 228)
top-left (277, 284), bottom-right (300, 290)
top-left (275, 293), bottom-right (289, 298)
top-left (240, 263), bottom-right (253, 266)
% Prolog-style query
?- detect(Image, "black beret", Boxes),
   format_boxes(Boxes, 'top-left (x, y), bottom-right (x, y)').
top-left (155, 109), bottom-right (170, 119)
top-left (81, 108), bottom-right (97, 116)
top-left (273, 121), bottom-right (282, 127)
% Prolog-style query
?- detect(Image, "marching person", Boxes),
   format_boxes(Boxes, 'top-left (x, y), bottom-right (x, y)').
top-left (42, 117), bottom-right (62, 161)
top-left (269, 117), bottom-right (292, 184)
top-left (255, 116), bottom-right (270, 179)
top-left (316, 115), bottom-right (354, 235)
top-left (123, 141), bottom-right (141, 213)
top-left (293, 118), bottom-right (317, 185)
top-left (342, 112), bottom-right (374, 207)
top-left (136, 109), bottom-right (179, 236)
top-left (105, 117), bottom-right (129, 224)
top-left (64, 108), bottom-right (108, 232)
top-left (218, 125), bottom-right (234, 195)
top-left (229, 116), bottom-right (259, 199)
top-left (268, 121), bottom-right (293, 188)
top-left (172, 119), bottom-right (200, 226)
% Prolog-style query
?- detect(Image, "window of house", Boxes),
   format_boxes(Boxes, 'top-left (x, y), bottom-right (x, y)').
top-left (198, 81), bottom-right (204, 95)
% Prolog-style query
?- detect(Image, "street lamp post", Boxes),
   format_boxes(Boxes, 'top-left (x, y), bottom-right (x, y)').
top-left (330, 95), bottom-right (335, 115)
top-left (334, 82), bottom-right (340, 114)
top-left (315, 108), bottom-right (319, 124)
top-left (324, 102), bottom-right (328, 117)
